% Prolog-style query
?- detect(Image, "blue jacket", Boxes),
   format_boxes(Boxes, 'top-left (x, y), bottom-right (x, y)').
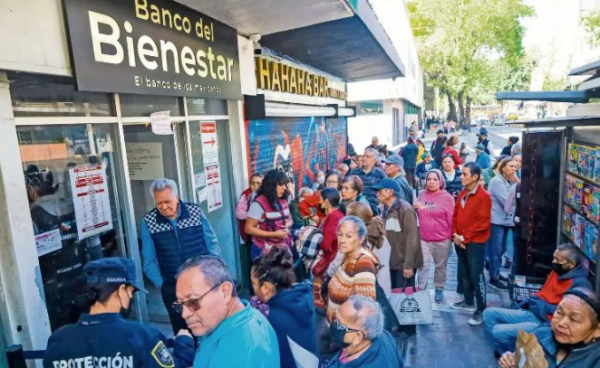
top-left (43, 313), bottom-right (194, 368)
top-left (141, 202), bottom-right (219, 287)
top-left (194, 300), bottom-right (280, 368)
top-left (527, 264), bottom-right (592, 323)
top-left (350, 167), bottom-right (387, 215)
top-left (415, 161), bottom-right (439, 181)
top-left (476, 152), bottom-right (491, 169)
top-left (324, 330), bottom-right (403, 368)
top-left (401, 143), bottom-right (419, 169)
top-left (268, 284), bottom-right (317, 368)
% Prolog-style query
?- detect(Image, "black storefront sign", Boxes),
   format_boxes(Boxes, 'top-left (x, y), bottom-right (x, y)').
top-left (63, 0), bottom-right (241, 100)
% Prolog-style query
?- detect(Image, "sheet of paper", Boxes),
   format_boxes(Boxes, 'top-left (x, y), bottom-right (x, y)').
top-left (35, 229), bottom-right (62, 257)
top-left (150, 111), bottom-right (173, 135)
top-left (194, 172), bottom-right (206, 188)
top-left (287, 337), bottom-right (319, 368)
top-left (198, 187), bottom-right (208, 203)
top-left (70, 165), bottom-right (113, 240)
top-left (126, 142), bottom-right (164, 181)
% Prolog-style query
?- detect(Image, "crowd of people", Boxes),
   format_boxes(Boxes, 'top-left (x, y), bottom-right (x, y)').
top-left (42, 126), bottom-right (600, 368)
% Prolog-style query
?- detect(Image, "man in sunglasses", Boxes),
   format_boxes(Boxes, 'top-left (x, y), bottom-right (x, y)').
top-left (175, 255), bottom-right (280, 368)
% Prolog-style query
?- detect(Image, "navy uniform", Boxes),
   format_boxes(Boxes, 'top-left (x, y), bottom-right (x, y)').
top-left (43, 258), bottom-right (194, 368)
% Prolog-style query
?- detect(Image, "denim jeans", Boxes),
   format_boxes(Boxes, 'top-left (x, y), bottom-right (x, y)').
top-left (483, 308), bottom-right (542, 354)
top-left (487, 224), bottom-right (511, 281)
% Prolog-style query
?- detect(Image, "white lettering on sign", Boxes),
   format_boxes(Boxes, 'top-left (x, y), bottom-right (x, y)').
top-left (52, 354), bottom-right (133, 368)
top-left (106, 277), bottom-right (127, 282)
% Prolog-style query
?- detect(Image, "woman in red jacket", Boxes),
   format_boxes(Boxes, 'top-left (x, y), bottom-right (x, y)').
top-left (312, 187), bottom-right (344, 308)
top-left (443, 135), bottom-right (462, 169)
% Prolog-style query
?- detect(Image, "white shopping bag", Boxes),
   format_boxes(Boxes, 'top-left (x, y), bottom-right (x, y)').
top-left (388, 288), bottom-right (433, 325)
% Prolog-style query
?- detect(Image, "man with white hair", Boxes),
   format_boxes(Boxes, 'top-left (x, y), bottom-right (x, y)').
top-left (141, 178), bottom-right (220, 334)
top-left (327, 295), bottom-right (403, 367)
top-left (337, 163), bottom-right (349, 177)
top-left (366, 136), bottom-right (381, 150)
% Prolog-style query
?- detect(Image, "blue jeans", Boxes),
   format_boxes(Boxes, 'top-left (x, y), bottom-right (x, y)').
top-left (487, 224), bottom-right (511, 281)
top-left (483, 308), bottom-right (542, 354)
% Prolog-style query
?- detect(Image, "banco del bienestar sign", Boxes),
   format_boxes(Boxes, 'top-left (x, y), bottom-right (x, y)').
top-left (63, 0), bottom-right (241, 99)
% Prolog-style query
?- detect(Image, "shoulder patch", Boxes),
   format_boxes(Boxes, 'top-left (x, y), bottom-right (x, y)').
top-left (151, 341), bottom-right (175, 368)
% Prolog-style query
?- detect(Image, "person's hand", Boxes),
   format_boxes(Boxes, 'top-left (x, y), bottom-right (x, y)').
top-left (403, 268), bottom-right (414, 279)
top-left (311, 215), bottom-right (320, 224)
top-left (273, 229), bottom-right (290, 239)
top-left (509, 174), bottom-right (520, 184)
top-left (452, 233), bottom-right (462, 244)
top-left (456, 241), bottom-right (466, 249)
top-left (498, 352), bottom-right (516, 368)
top-left (414, 202), bottom-right (424, 210)
top-left (176, 329), bottom-right (192, 338)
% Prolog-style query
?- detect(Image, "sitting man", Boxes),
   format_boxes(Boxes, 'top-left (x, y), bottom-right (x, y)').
top-left (483, 244), bottom-right (591, 355)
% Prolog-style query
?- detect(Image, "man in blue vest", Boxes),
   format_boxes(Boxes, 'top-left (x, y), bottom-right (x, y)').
top-left (141, 178), bottom-right (220, 334)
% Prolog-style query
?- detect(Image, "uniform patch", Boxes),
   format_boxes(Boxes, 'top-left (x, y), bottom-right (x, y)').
top-left (151, 341), bottom-right (175, 368)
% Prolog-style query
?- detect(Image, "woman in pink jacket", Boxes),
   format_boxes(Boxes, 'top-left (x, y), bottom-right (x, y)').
top-left (414, 169), bottom-right (455, 302)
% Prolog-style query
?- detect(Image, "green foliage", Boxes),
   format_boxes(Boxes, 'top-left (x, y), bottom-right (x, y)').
top-left (581, 9), bottom-right (600, 47)
top-left (410, 0), bottom-right (534, 108)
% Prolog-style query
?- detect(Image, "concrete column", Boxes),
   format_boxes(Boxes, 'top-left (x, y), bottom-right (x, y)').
top-left (0, 72), bottom-right (51, 352)
top-left (228, 100), bottom-right (249, 198)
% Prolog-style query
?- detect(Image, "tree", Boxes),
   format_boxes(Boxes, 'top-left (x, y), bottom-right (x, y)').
top-left (409, 0), bottom-right (534, 127)
top-left (581, 9), bottom-right (600, 47)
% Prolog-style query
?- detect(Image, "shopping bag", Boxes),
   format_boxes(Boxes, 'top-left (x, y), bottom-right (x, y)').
top-left (514, 331), bottom-right (548, 368)
top-left (388, 287), bottom-right (433, 325)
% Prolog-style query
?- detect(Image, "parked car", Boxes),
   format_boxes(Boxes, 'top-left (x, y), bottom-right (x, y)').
top-left (491, 118), bottom-right (506, 126)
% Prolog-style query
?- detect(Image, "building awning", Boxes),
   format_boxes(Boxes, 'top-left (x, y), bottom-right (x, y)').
top-left (176, 0), bottom-right (405, 82)
top-left (495, 91), bottom-right (590, 103)
top-left (507, 116), bottom-right (600, 128)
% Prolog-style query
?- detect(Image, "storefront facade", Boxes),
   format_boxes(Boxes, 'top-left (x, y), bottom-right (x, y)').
top-left (0, 0), bottom-right (249, 351)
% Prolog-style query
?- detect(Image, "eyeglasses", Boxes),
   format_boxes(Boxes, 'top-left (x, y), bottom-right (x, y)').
top-left (172, 283), bottom-right (221, 314)
top-left (326, 180), bottom-right (339, 185)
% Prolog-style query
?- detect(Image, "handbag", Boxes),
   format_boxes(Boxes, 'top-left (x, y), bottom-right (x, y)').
top-left (388, 278), bottom-right (433, 325)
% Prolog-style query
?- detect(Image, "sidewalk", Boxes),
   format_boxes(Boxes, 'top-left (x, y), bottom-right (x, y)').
top-left (401, 246), bottom-right (512, 367)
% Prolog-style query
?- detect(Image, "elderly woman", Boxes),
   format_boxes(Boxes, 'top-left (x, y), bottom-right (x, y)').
top-left (327, 216), bottom-right (379, 322)
top-left (499, 288), bottom-right (600, 368)
top-left (326, 295), bottom-right (403, 368)
top-left (487, 157), bottom-right (519, 290)
top-left (346, 202), bottom-right (391, 295)
top-left (340, 175), bottom-right (370, 207)
top-left (245, 169), bottom-right (293, 260)
top-left (415, 169), bottom-right (455, 301)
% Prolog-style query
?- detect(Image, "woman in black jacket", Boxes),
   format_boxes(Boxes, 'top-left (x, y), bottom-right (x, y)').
top-left (441, 154), bottom-right (463, 199)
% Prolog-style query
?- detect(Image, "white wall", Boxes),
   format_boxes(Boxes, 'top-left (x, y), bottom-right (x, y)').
top-left (0, 0), bottom-right (71, 76)
top-left (347, 0), bottom-right (423, 107)
top-left (348, 101), bottom-right (394, 153)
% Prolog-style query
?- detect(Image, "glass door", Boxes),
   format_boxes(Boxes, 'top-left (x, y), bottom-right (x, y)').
top-left (188, 120), bottom-right (239, 279)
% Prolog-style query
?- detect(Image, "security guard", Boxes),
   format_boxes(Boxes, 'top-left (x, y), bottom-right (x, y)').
top-left (43, 257), bottom-right (194, 368)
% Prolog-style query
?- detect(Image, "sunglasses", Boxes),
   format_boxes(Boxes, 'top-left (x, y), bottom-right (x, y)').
top-left (172, 283), bottom-right (221, 314)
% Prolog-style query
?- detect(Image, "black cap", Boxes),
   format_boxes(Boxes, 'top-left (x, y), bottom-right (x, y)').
top-left (436, 129), bottom-right (444, 134)
top-left (84, 257), bottom-right (148, 293)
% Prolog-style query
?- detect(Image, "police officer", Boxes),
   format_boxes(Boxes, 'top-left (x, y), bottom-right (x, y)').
top-left (43, 257), bottom-right (194, 368)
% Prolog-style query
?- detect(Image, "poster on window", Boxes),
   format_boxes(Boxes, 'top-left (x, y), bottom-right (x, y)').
top-left (35, 228), bottom-right (63, 257)
top-left (201, 122), bottom-right (219, 166)
top-left (205, 164), bottom-right (223, 212)
top-left (126, 142), bottom-right (165, 180)
top-left (69, 165), bottom-right (113, 240)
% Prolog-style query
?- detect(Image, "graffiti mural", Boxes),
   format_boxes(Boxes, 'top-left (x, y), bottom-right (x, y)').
top-left (246, 117), bottom-right (347, 193)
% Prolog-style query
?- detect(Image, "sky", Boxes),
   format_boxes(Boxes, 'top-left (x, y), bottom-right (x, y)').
top-left (522, 0), bottom-right (600, 84)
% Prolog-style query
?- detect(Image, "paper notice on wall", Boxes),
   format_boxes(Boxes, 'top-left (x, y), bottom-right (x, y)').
top-left (35, 229), bottom-right (62, 257)
top-left (198, 187), bottom-right (208, 203)
top-left (205, 164), bottom-right (223, 212)
top-left (150, 111), bottom-right (173, 135)
top-left (200, 122), bottom-right (219, 165)
top-left (194, 172), bottom-right (206, 188)
top-left (126, 142), bottom-right (164, 181)
top-left (70, 165), bottom-right (113, 240)
top-left (96, 135), bottom-right (113, 153)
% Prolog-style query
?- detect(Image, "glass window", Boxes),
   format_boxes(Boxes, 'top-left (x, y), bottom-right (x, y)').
top-left (18, 124), bottom-right (126, 331)
top-left (120, 94), bottom-right (183, 117)
top-left (9, 72), bottom-right (114, 117)
top-left (186, 98), bottom-right (227, 116)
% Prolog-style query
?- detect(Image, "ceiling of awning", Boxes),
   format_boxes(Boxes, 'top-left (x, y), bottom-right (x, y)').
top-left (174, 0), bottom-right (354, 36)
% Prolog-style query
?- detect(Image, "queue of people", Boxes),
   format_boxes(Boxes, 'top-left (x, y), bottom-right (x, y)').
top-left (41, 129), bottom-right (600, 368)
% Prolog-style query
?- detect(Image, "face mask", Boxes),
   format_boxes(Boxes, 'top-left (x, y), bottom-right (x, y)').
top-left (317, 177), bottom-right (325, 184)
top-left (558, 327), bottom-right (599, 351)
top-left (329, 320), bottom-right (351, 348)
top-left (552, 262), bottom-right (570, 275)
top-left (119, 292), bottom-right (133, 319)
